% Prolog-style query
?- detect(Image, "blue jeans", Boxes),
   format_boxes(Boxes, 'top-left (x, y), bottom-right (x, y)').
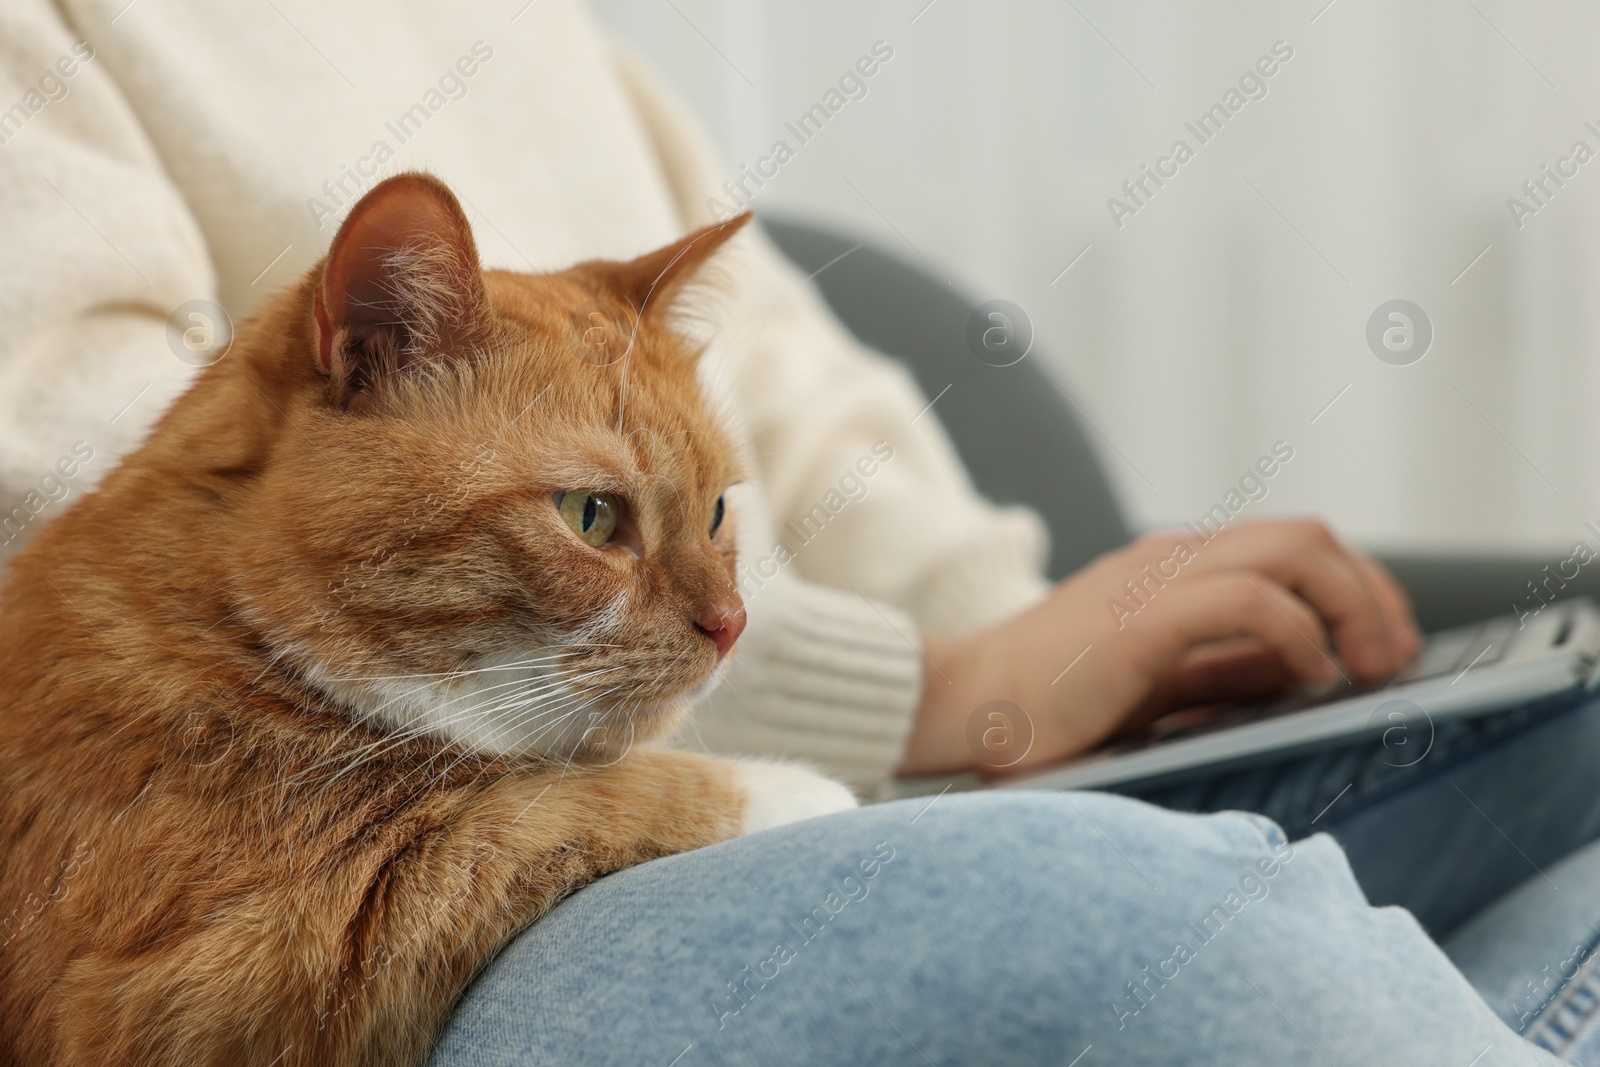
top-left (430, 692), bottom-right (1600, 1066)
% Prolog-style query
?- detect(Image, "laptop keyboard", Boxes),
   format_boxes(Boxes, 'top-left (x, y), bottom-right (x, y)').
top-left (1126, 612), bottom-right (1531, 746)
top-left (1395, 615), bottom-right (1516, 684)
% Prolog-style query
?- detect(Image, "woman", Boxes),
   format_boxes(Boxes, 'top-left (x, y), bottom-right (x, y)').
top-left (1, 0), bottom-right (1593, 1062)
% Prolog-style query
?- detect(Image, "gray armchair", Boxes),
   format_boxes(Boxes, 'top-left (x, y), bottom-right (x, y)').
top-left (764, 217), bottom-right (1599, 632)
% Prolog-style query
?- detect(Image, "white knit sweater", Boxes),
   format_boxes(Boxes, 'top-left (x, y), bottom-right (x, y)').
top-left (0, 0), bottom-right (1051, 792)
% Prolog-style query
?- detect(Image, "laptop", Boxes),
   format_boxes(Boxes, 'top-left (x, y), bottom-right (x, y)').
top-left (891, 597), bottom-right (1600, 797)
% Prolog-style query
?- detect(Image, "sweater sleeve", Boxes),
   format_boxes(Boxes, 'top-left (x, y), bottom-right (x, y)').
top-left (610, 42), bottom-right (1053, 791)
top-left (0, 1), bottom-right (211, 570)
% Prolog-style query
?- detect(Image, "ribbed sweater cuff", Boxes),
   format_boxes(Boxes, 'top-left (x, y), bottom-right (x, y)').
top-left (681, 579), bottom-right (921, 795)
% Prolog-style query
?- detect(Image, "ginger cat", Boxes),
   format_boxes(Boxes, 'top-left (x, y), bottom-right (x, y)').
top-left (0, 173), bottom-right (855, 1066)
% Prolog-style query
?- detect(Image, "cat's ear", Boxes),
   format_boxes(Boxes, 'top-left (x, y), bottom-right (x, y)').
top-left (313, 173), bottom-right (491, 407)
top-left (598, 212), bottom-right (751, 319)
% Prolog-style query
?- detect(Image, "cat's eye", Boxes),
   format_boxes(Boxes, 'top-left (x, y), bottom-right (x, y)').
top-left (710, 495), bottom-right (726, 536)
top-left (555, 490), bottom-right (620, 547)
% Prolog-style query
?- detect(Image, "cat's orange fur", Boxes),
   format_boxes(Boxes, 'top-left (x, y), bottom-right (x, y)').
top-left (0, 174), bottom-right (795, 1065)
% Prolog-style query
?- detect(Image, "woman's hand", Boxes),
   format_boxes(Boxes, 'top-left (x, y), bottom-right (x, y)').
top-left (898, 518), bottom-right (1424, 777)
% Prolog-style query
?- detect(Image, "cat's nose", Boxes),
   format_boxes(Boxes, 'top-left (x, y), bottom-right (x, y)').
top-left (695, 601), bottom-right (746, 658)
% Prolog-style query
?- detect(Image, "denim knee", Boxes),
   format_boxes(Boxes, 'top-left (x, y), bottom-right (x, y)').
top-left (877, 788), bottom-right (1298, 886)
top-left (434, 788), bottom-right (1559, 1067)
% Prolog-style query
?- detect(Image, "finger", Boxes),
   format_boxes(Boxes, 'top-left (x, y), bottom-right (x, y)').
top-left (1133, 640), bottom-right (1297, 721)
top-left (1351, 551), bottom-right (1424, 662)
top-left (1138, 571), bottom-right (1341, 689)
top-left (1166, 520), bottom-right (1399, 681)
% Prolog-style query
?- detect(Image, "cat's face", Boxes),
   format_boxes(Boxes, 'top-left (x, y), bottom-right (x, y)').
top-left (230, 175), bottom-right (750, 762)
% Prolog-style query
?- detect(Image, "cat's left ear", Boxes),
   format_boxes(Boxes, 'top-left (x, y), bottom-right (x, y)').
top-left (598, 212), bottom-right (752, 319)
top-left (313, 173), bottom-right (492, 407)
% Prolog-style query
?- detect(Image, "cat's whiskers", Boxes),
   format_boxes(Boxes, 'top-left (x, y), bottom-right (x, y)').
top-left (431, 652), bottom-right (642, 764)
top-left (420, 682), bottom-right (628, 790)
top-left (277, 662), bottom-right (609, 793)
top-left (322, 647), bottom-right (614, 686)
top-left (369, 674), bottom-right (626, 796)
top-left (542, 638), bottom-right (701, 787)
top-left (381, 593), bottom-right (648, 775)
top-left (303, 646), bottom-right (574, 751)
top-left (300, 677), bottom-right (600, 789)
top-left (260, 644), bottom-right (581, 773)
top-left (421, 666), bottom-right (623, 754)
top-left (317, 661), bottom-right (626, 782)
top-left (493, 685), bottom-right (634, 788)
top-left (264, 569), bottom-right (703, 794)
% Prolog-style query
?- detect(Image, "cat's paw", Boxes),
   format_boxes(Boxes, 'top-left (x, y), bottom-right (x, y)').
top-left (731, 759), bottom-right (858, 835)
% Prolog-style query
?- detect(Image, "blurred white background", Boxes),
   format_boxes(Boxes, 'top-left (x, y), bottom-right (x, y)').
top-left (591, 0), bottom-right (1600, 554)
